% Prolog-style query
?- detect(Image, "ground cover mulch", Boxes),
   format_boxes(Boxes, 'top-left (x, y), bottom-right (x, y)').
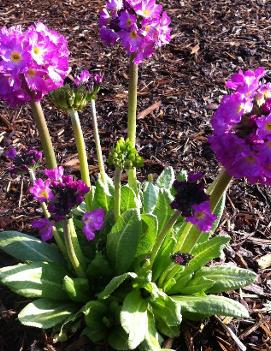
top-left (0, 0), bottom-right (271, 350)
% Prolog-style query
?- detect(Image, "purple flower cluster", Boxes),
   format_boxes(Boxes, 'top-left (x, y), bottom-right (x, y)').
top-left (171, 252), bottom-right (192, 266)
top-left (171, 173), bottom-right (216, 232)
top-left (73, 69), bottom-right (103, 88)
top-left (4, 147), bottom-right (42, 173)
top-left (29, 166), bottom-right (89, 221)
top-left (210, 67), bottom-right (271, 184)
top-left (0, 23), bottom-right (69, 107)
top-left (29, 166), bottom-right (105, 241)
top-left (99, 0), bottom-right (171, 64)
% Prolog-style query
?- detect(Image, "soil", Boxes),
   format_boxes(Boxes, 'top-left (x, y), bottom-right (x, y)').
top-left (0, 0), bottom-right (271, 350)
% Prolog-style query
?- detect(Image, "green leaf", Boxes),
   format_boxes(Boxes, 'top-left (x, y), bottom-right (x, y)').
top-left (83, 300), bottom-right (108, 342)
top-left (18, 299), bottom-right (77, 329)
top-left (194, 266), bottom-right (257, 294)
top-left (0, 262), bottom-right (68, 300)
top-left (0, 231), bottom-right (65, 264)
top-left (97, 272), bottom-right (137, 300)
top-left (121, 185), bottom-right (139, 212)
top-left (136, 214), bottom-right (158, 257)
top-left (138, 311), bottom-right (161, 351)
top-left (167, 273), bottom-right (193, 295)
top-left (107, 209), bottom-right (142, 274)
top-left (120, 289), bottom-right (148, 349)
top-left (91, 179), bottom-right (113, 211)
top-left (150, 289), bottom-right (182, 337)
top-left (156, 167), bottom-right (175, 189)
top-left (172, 295), bottom-right (249, 320)
top-left (108, 326), bottom-right (130, 350)
top-left (153, 190), bottom-right (174, 233)
top-left (87, 252), bottom-right (113, 280)
top-left (176, 170), bottom-right (188, 182)
top-left (171, 277), bottom-right (215, 295)
top-left (55, 309), bottom-right (83, 342)
top-left (63, 276), bottom-right (90, 302)
top-left (185, 236), bottom-right (230, 274)
top-left (143, 182), bottom-right (159, 213)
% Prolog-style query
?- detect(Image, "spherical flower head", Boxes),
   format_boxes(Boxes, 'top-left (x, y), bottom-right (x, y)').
top-left (171, 252), bottom-right (193, 266)
top-left (0, 22), bottom-right (69, 107)
top-left (99, 0), bottom-right (171, 64)
top-left (5, 147), bottom-right (43, 174)
top-left (82, 208), bottom-right (105, 240)
top-left (32, 217), bottom-right (53, 241)
top-left (210, 67), bottom-right (271, 185)
top-left (186, 201), bottom-right (217, 232)
top-left (74, 69), bottom-right (91, 86)
top-left (29, 178), bottom-right (54, 202)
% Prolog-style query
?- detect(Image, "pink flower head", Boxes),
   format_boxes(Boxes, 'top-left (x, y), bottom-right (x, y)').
top-left (74, 69), bottom-right (91, 86)
top-left (29, 178), bottom-right (54, 202)
top-left (0, 22), bottom-right (69, 107)
top-left (99, 0), bottom-right (171, 64)
top-left (210, 67), bottom-right (271, 185)
top-left (187, 201), bottom-right (217, 232)
top-left (44, 166), bottom-right (64, 182)
top-left (32, 217), bottom-right (53, 241)
top-left (82, 208), bottom-right (105, 240)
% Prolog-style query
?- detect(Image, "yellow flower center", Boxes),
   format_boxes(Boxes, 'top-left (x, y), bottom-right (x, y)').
top-left (143, 9), bottom-right (150, 16)
top-left (245, 156), bottom-right (255, 164)
top-left (130, 31), bottom-right (137, 39)
top-left (265, 122), bottom-right (271, 131)
top-left (33, 47), bottom-right (40, 55)
top-left (196, 212), bottom-right (205, 220)
top-left (10, 51), bottom-right (21, 63)
top-left (40, 190), bottom-right (49, 199)
top-left (27, 68), bottom-right (36, 77)
top-left (127, 19), bottom-right (132, 26)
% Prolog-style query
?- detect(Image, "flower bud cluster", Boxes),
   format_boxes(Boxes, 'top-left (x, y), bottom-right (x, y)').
top-left (210, 67), bottom-right (271, 184)
top-left (4, 147), bottom-right (42, 174)
top-left (49, 68), bottom-right (103, 111)
top-left (108, 137), bottom-right (143, 170)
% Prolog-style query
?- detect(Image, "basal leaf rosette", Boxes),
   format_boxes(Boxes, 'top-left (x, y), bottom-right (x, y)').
top-left (210, 67), bottom-right (271, 185)
top-left (99, 0), bottom-right (171, 64)
top-left (0, 23), bottom-right (69, 106)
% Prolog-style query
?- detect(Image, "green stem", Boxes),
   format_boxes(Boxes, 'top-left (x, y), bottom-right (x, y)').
top-left (127, 56), bottom-right (138, 190)
top-left (149, 211), bottom-right (180, 267)
top-left (114, 168), bottom-right (122, 221)
top-left (69, 110), bottom-right (92, 209)
top-left (28, 168), bottom-right (66, 256)
top-left (90, 99), bottom-right (107, 184)
top-left (63, 218), bottom-right (86, 277)
top-left (30, 100), bottom-right (57, 169)
top-left (175, 168), bottom-right (232, 253)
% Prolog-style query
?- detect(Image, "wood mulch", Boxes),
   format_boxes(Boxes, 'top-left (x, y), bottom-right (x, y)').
top-left (0, 0), bottom-right (271, 350)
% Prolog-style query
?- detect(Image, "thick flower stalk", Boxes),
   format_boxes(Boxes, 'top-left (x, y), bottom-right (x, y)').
top-left (0, 23), bottom-right (69, 168)
top-left (210, 67), bottom-right (271, 185)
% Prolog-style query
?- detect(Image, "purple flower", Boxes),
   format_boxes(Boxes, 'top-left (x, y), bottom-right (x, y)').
top-left (5, 147), bottom-right (43, 174)
top-left (82, 208), bottom-right (105, 240)
top-left (210, 67), bottom-right (271, 185)
top-left (29, 178), bottom-right (54, 202)
top-left (32, 218), bottom-right (53, 241)
top-left (187, 201), bottom-right (217, 232)
top-left (0, 23), bottom-right (69, 107)
top-left (44, 166), bottom-right (64, 182)
top-left (4, 147), bottom-right (17, 160)
top-left (74, 69), bottom-right (91, 86)
top-left (99, 0), bottom-right (171, 64)
top-left (171, 252), bottom-right (193, 266)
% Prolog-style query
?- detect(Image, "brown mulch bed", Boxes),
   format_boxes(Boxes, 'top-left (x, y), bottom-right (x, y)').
top-left (0, 0), bottom-right (271, 350)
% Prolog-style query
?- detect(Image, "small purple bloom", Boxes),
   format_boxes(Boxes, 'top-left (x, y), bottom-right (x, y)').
top-left (74, 69), bottom-right (91, 86)
top-left (82, 208), bottom-right (105, 241)
top-left (29, 178), bottom-right (54, 202)
top-left (119, 10), bottom-right (137, 30)
top-left (32, 218), bottom-right (53, 241)
top-left (187, 201), bottom-right (217, 232)
top-left (226, 67), bottom-right (265, 95)
top-left (44, 166), bottom-right (64, 182)
top-left (4, 147), bottom-right (17, 160)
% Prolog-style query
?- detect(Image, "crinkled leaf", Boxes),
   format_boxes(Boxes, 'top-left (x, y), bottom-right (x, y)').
top-left (0, 262), bottom-right (68, 300)
top-left (0, 231), bottom-right (64, 264)
top-left (171, 277), bottom-right (215, 295)
top-left (156, 167), bottom-right (175, 189)
top-left (194, 266), bottom-right (257, 294)
top-left (143, 182), bottom-right (159, 213)
top-left (97, 272), bottom-right (137, 300)
top-left (138, 311), bottom-right (161, 351)
top-left (83, 300), bottom-right (108, 342)
top-left (107, 209), bottom-right (142, 274)
top-left (18, 299), bottom-right (77, 329)
top-left (120, 289), bottom-right (148, 349)
top-left (121, 185), bottom-right (140, 212)
top-left (108, 326), bottom-right (130, 350)
top-left (136, 214), bottom-right (158, 257)
top-left (172, 295), bottom-right (249, 320)
top-left (91, 178), bottom-right (112, 211)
